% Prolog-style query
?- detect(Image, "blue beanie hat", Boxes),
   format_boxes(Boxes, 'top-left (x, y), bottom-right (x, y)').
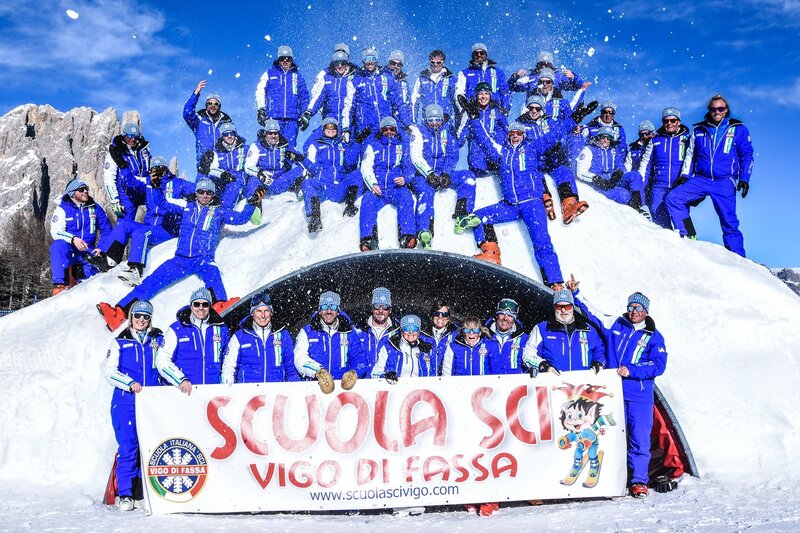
top-left (190, 287), bottom-right (212, 304)
top-left (553, 289), bottom-right (574, 306)
top-left (379, 116), bottom-right (397, 129)
top-left (526, 94), bottom-right (546, 108)
top-left (425, 104), bottom-right (444, 121)
top-left (372, 287), bottom-right (392, 307)
top-left (401, 314), bottom-right (421, 330)
top-left (150, 155), bottom-right (168, 168)
top-left (250, 292), bottom-right (273, 313)
top-left (65, 178), bottom-right (87, 197)
top-left (319, 290), bottom-right (341, 308)
top-left (122, 122), bottom-right (140, 137)
top-left (321, 117), bottom-right (338, 128)
top-left (195, 178), bottom-right (216, 194)
top-left (628, 292), bottom-right (650, 313)
top-left (130, 300), bottom-right (153, 317)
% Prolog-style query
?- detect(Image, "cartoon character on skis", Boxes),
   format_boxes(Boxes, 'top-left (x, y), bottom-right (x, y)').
top-left (555, 383), bottom-right (616, 488)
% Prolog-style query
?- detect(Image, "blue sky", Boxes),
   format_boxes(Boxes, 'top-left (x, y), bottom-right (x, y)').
top-left (2, 0), bottom-right (799, 266)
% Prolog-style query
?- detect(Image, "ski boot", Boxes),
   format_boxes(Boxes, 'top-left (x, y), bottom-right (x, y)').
top-left (479, 502), bottom-right (499, 516)
top-left (342, 186), bottom-right (359, 217)
top-left (211, 297), bottom-right (240, 315)
top-left (473, 241), bottom-right (501, 265)
top-left (454, 214), bottom-right (481, 234)
top-left (630, 483), bottom-right (649, 498)
top-left (117, 267), bottom-right (142, 287)
top-left (360, 237), bottom-right (377, 252)
top-left (561, 196), bottom-right (589, 225)
top-left (118, 496), bottom-right (135, 512)
top-left (308, 197), bottom-right (322, 233)
top-left (97, 302), bottom-right (127, 332)
top-left (418, 229), bottom-right (432, 249)
top-left (560, 457), bottom-right (589, 486)
top-left (86, 252), bottom-right (115, 273)
top-left (542, 192), bottom-right (556, 221)
top-left (399, 234), bottom-right (417, 249)
top-left (582, 454), bottom-right (603, 488)
top-left (51, 284), bottom-right (67, 296)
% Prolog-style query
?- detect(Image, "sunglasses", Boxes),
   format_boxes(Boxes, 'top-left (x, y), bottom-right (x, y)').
top-left (222, 131), bottom-right (236, 137)
top-left (432, 311), bottom-right (450, 318)
top-left (278, 56), bottom-right (292, 62)
top-left (426, 117), bottom-right (443, 123)
top-left (206, 101), bottom-right (220, 107)
top-left (463, 327), bottom-right (481, 334)
top-left (538, 79), bottom-right (553, 86)
top-left (508, 130), bottom-right (524, 137)
top-left (663, 118), bottom-right (680, 124)
top-left (430, 60), bottom-right (444, 66)
top-left (627, 304), bottom-right (645, 313)
top-left (132, 312), bottom-right (151, 320)
top-left (402, 325), bottom-right (420, 333)
top-left (265, 130), bottom-right (280, 135)
top-left (196, 189), bottom-right (213, 196)
top-left (388, 60), bottom-right (403, 67)
top-left (555, 304), bottom-right (573, 311)
top-left (528, 105), bottom-right (543, 112)
top-left (192, 301), bottom-right (210, 308)
top-left (709, 106), bottom-right (727, 113)
top-left (597, 135), bottom-right (613, 141)
top-left (473, 50), bottom-right (487, 56)
top-left (333, 61), bottom-right (348, 68)
top-left (74, 186), bottom-right (89, 193)
top-left (363, 55), bottom-right (378, 63)
top-left (372, 304), bottom-right (391, 311)
top-left (381, 126), bottom-right (397, 132)
top-left (601, 109), bottom-right (616, 115)
top-left (640, 130), bottom-right (655, 136)
top-left (319, 304), bottom-right (339, 311)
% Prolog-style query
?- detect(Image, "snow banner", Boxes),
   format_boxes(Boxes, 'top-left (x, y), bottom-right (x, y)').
top-left (137, 370), bottom-right (627, 514)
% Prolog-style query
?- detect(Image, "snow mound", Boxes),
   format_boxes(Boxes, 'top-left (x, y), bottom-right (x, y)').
top-left (0, 177), bottom-right (799, 497)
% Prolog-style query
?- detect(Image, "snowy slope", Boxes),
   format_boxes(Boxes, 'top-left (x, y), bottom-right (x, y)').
top-left (1, 175), bottom-right (799, 511)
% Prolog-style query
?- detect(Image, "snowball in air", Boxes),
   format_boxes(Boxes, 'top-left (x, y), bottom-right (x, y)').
top-left (587, 47), bottom-right (595, 57)
top-left (208, 69), bottom-right (213, 75)
top-left (235, 72), bottom-right (241, 78)
top-left (264, 35), bottom-right (271, 41)
top-left (66, 9), bottom-right (79, 20)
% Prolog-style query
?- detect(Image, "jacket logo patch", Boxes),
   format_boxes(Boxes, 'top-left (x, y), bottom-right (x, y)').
top-left (241, 343), bottom-right (252, 349)
top-left (178, 338), bottom-right (191, 343)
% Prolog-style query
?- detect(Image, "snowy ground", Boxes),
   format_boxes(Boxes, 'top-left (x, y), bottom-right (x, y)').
top-left (1, 176), bottom-right (799, 530)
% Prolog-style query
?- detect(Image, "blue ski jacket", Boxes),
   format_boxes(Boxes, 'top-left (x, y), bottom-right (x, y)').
top-left (183, 91), bottom-right (233, 163)
top-left (223, 315), bottom-right (298, 383)
top-left (683, 116), bottom-right (754, 183)
top-left (255, 61), bottom-right (310, 120)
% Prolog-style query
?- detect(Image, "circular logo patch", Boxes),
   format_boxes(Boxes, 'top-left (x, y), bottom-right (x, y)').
top-left (147, 438), bottom-right (208, 502)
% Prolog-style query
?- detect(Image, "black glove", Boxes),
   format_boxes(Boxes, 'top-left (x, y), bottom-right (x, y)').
top-left (439, 172), bottom-right (451, 188)
top-left (285, 150), bottom-right (304, 162)
top-left (354, 127), bottom-right (372, 144)
top-left (674, 175), bottom-right (689, 188)
top-left (384, 371), bottom-right (398, 385)
top-left (198, 150), bottom-right (214, 175)
top-left (426, 172), bottom-right (440, 187)
top-left (257, 108), bottom-right (267, 127)
top-left (591, 361), bottom-right (604, 374)
top-left (610, 169), bottom-right (624, 186)
top-left (458, 95), bottom-right (480, 120)
top-left (592, 175), bottom-right (613, 190)
top-left (149, 175), bottom-right (161, 189)
top-left (570, 100), bottom-right (599, 123)
top-left (247, 185), bottom-right (267, 206)
top-left (737, 181), bottom-right (749, 198)
top-left (539, 361), bottom-right (561, 376)
top-left (220, 171), bottom-right (236, 184)
top-left (298, 111), bottom-right (312, 131)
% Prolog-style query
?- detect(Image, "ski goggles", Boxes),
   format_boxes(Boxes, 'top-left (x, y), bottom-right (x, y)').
top-left (463, 327), bottom-right (481, 335)
top-left (426, 117), bottom-right (443, 124)
top-left (627, 304), bottom-right (646, 313)
top-left (362, 55), bottom-right (378, 63)
top-left (205, 101), bottom-right (220, 107)
top-left (319, 304), bottom-right (339, 311)
top-left (429, 60), bottom-right (444, 66)
top-left (497, 298), bottom-right (520, 316)
top-left (401, 325), bottom-right (420, 333)
top-left (554, 304), bottom-right (573, 311)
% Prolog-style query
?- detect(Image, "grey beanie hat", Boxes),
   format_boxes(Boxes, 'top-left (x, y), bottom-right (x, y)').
top-left (601, 101), bottom-right (617, 113)
top-left (526, 94), bottom-right (546, 108)
top-left (65, 178), bottom-right (87, 197)
top-left (662, 107), bottom-right (681, 120)
top-left (205, 93), bottom-right (221, 105)
top-left (195, 178), bottom-right (216, 194)
top-left (471, 42), bottom-right (488, 53)
top-left (401, 314), bottom-right (421, 330)
top-left (334, 42), bottom-right (350, 56)
top-left (388, 50), bottom-right (405, 64)
top-left (122, 122), bottom-right (140, 137)
top-left (379, 116), bottom-right (397, 129)
top-left (250, 292), bottom-right (273, 313)
top-left (277, 45), bottom-right (293, 58)
top-left (425, 104), bottom-right (444, 121)
top-left (537, 68), bottom-right (556, 81)
top-left (150, 155), bottom-right (168, 168)
top-left (372, 287), bottom-right (392, 307)
top-left (553, 289), bottom-right (574, 306)
top-left (130, 300), bottom-right (154, 317)
top-left (319, 290), bottom-right (341, 308)
top-left (190, 287), bottom-right (212, 304)
top-left (638, 120), bottom-right (655, 133)
top-left (321, 117), bottom-right (338, 128)
top-left (362, 47), bottom-right (379, 61)
top-left (537, 51), bottom-right (554, 64)
top-left (331, 50), bottom-right (349, 63)
top-left (263, 119), bottom-right (280, 132)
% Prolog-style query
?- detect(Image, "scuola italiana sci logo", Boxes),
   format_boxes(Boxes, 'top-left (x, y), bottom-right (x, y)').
top-left (147, 438), bottom-right (208, 502)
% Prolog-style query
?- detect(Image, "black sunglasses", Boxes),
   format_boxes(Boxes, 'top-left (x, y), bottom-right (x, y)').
top-left (432, 311), bottom-right (450, 318)
top-left (74, 186), bottom-right (89, 193)
top-left (192, 301), bottom-right (210, 308)
top-left (132, 313), bottom-right (151, 320)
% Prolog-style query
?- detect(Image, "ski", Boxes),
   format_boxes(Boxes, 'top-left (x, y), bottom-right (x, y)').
top-left (582, 451), bottom-right (605, 488)
top-left (560, 454), bottom-right (589, 486)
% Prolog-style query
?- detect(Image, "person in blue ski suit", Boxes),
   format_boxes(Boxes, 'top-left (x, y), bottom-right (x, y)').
top-left (244, 119), bottom-right (307, 204)
top-left (221, 292), bottom-right (298, 384)
top-left (103, 122), bottom-right (150, 221)
top-left (409, 104), bottom-right (476, 247)
top-left (569, 276), bottom-right (668, 497)
top-left (371, 314), bottom-right (440, 379)
top-left (485, 298), bottom-right (528, 375)
top-left (385, 50), bottom-right (413, 123)
top-left (521, 289), bottom-right (605, 375)
top-left (255, 45), bottom-right (310, 148)
top-left (342, 47), bottom-right (413, 143)
top-left (156, 287), bottom-right (230, 390)
top-left (639, 109), bottom-right (692, 228)
top-left (507, 51), bottom-right (585, 98)
top-left (197, 122), bottom-right (249, 209)
top-left (582, 101), bottom-right (628, 162)
top-left (453, 101), bottom-right (598, 283)
top-left (516, 91), bottom-right (590, 225)
top-left (666, 94), bottom-right (754, 257)
top-left (89, 156), bottom-right (193, 287)
top-left (302, 50), bottom-right (357, 131)
top-left (302, 117), bottom-right (362, 233)
top-left (458, 82), bottom-right (508, 177)
top-left (425, 300), bottom-right (460, 364)
top-left (625, 120), bottom-right (655, 183)
top-left (576, 126), bottom-right (650, 218)
top-left (441, 316), bottom-right (500, 376)
top-left (294, 291), bottom-right (370, 393)
top-left (358, 116), bottom-right (418, 251)
top-left (454, 43), bottom-right (511, 115)
top-left (411, 50), bottom-right (456, 124)
top-left (360, 287), bottom-right (399, 372)
top-left (183, 81), bottom-right (233, 167)
top-left (103, 300), bottom-right (163, 511)
top-left (49, 179), bottom-right (112, 294)
top-left (97, 178), bottom-right (264, 331)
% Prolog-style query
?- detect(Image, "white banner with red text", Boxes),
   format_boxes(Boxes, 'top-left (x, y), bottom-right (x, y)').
top-left (136, 370), bottom-right (627, 514)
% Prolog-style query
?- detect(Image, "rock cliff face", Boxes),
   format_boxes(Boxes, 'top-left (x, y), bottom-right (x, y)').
top-left (773, 268), bottom-right (800, 298)
top-left (0, 104), bottom-right (141, 231)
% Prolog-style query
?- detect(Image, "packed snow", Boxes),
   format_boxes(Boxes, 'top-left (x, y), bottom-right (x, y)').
top-left (1, 176), bottom-right (799, 530)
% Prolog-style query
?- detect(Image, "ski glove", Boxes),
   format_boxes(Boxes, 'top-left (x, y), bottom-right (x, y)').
top-left (592, 175), bottom-right (613, 190)
top-left (342, 131), bottom-right (351, 144)
top-left (457, 95), bottom-right (480, 120)
top-left (674, 175), bottom-right (689, 188)
top-left (610, 169), bottom-right (624, 186)
top-left (315, 369), bottom-right (335, 394)
top-left (591, 361), bottom-right (603, 374)
top-left (257, 170), bottom-right (274, 186)
top-left (438, 172), bottom-right (451, 188)
top-left (285, 150), bottom-right (305, 163)
top-left (111, 201), bottom-right (126, 217)
top-left (539, 361), bottom-right (561, 376)
top-left (384, 371), bottom-right (398, 385)
top-left (426, 172), bottom-right (440, 187)
top-left (570, 100), bottom-right (599, 123)
top-left (257, 108), bottom-right (268, 127)
top-left (247, 185), bottom-right (267, 206)
top-left (220, 171), bottom-right (237, 184)
top-left (737, 181), bottom-right (749, 198)
top-left (341, 370), bottom-right (358, 390)
top-left (298, 111), bottom-right (312, 131)
top-left (198, 150), bottom-right (214, 175)
top-left (354, 128), bottom-right (372, 144)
